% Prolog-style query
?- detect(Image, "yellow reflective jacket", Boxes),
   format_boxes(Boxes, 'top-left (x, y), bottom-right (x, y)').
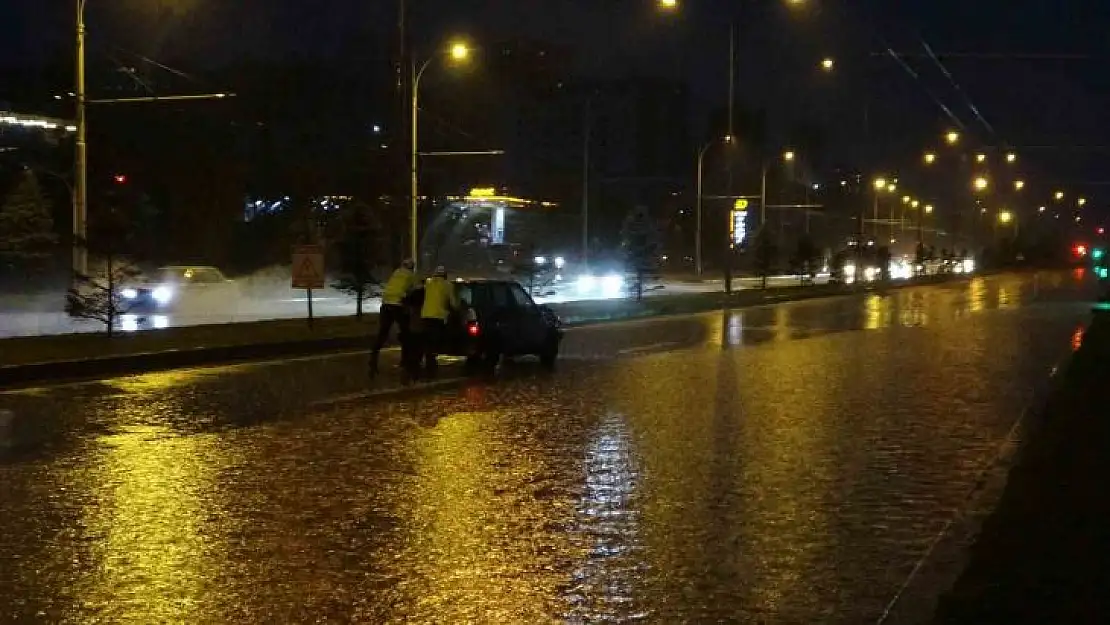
top-left (381, 267), bottom-right (417, 306)
top-left (421, 276), bottom-right (458, 321)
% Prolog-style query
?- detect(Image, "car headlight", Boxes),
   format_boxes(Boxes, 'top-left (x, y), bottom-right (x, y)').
top-left (534, 256), bottom-right (547, 265)
top-left (602, 274), bottom-right (624, 297)
top-left (554, 256), bottom-right (566, 269)
top-left (152, 286), bottom-right (174, 304)
top-left (843, 263), bottom-right (857, 278)
top-left (577, 274), bottom-right (597, 292)
top-left (120, 287), bottom-right (138, 299)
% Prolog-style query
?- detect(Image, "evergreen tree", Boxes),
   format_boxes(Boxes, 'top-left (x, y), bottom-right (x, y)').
top-left (793, 234), bottom-right (820, 284)
top-left (621, 206), bottom-right (662, 301)
top-left (331, 201), bottom-right (383, 318)
top-left (0, 170), bottom-right (57, 273)
top-left (753, 227), bottom-right (778, 289)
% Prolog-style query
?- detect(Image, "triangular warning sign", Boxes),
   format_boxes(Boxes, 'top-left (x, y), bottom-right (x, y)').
top-left (296, 256), bottom-right (320, 282)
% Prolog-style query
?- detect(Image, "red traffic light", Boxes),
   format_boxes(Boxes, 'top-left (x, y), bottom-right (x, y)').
top-left (1075, 244), bottom-right (1089, 257)
top-left (113, 174), bottom-right (127, 184)
top-left (1099, 227), bottom-right (1106, 236)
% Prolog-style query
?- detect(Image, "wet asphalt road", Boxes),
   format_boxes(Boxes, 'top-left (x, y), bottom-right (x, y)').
top-left (0, 271), bottom-right (1096, 623)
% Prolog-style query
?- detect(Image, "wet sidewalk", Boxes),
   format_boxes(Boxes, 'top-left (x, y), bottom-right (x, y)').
top-left (935, 307), bottom-right (1110, 623)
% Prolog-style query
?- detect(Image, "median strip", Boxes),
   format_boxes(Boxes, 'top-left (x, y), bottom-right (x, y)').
top-left (0, 275), bottom-right (981, 388)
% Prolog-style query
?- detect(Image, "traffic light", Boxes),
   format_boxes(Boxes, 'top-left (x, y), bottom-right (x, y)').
top-left (1094, 248), bottom-right (1106, 262)
top-left (112, 174), bottom-right (127, 184)
top-left (1075, 244), bottom-right (1088, 258)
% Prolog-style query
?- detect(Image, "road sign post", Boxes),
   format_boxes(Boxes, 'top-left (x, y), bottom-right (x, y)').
top-left (292, 244), bottom-right (325, 327)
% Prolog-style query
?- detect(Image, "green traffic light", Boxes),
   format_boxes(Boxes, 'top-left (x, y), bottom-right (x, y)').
top-left (1094, 248), bottom-right (1106, 261)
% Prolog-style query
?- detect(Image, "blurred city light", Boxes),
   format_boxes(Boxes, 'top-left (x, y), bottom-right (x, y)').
top-left (450, 41), bottom-right (471, 61)
top-left (945, 131), bottom-right (960, 145)
top-left (924, 152), bottom-right (936, 165)
top-left (998, 210), bottom-right (1014, 224)
top-left (973, 177), bottom-right (989, 192)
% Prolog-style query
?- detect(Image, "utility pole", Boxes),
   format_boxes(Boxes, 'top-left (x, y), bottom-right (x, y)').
top-left (74, 0), bottom-right (88, 277)
top-left (724, 23), bottom-right (736, 293)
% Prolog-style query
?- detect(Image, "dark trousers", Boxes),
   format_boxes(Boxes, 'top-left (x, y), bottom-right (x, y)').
top-left (420, 318), bottom-right (447, 376)
top-left (371, 304), bottom-right (408, 371)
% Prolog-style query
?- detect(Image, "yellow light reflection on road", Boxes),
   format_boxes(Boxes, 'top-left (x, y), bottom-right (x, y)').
top-left (998, 281), bottom-right (1016, 310)
top-left (403, 410), bottom-right (568, 621)
top-left (864, 295), bottom-right (889, 330)
top-left (80, 426), bottom-right (227, 622)
top-left (968, 277), bottom-right (986, 313)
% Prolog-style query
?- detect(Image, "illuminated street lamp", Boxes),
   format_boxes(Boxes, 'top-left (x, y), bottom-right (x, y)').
top-left (658, 0), bottom-right (679, 9)
top-left (945, 130), bottom-right (960, 145)
top-left (874, 177), bottom-right (888, 190)
top-left (911, 200), bottom-right (920, 208)
top-left (1079, 197), bottom-right (1088, 207)
top-left (783, 150), bottom-right (796, 162)
top-left (902, 195), bottom-right (912, 204)
top-left (976, 153), bottom-right (987, 164)
top-left (998, 210), bottom-right (1014, 224)
top-left (450, 42), bottom-right (470, 61)
top-left (411, 39), bottom-right (472, 268)
top-left (1038, 206), bottom-right (1046, 214)
top-left (820, 57), bottom-right (835, 71)
top-left (924, 152), bottom-right (937, 165)
top-left (925, 204), bottom-right (934, 214)
top-left (973, 177), bottom-right (989, 192)
top-left (1014, 180), bottom-right (1025, 191)
top-left (887, 182), bottom-right (897, 193)
top-left (1006, 152), bottom-right (1017, 164)
top-left (1055, 190), bottom-right (1065, 201)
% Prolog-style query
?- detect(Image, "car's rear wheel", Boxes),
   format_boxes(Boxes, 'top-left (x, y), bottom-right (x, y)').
top-left (539, 334), bottom-right (561, 368)
top-left (466, 341), bottom-right (501, 374)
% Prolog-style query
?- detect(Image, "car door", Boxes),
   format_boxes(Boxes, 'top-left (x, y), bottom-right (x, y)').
top-left (482, 282), bottom-right (519, 352)
top-left (507, 282), bottom-right (548, 351)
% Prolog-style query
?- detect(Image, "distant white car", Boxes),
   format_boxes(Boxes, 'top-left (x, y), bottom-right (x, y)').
top-left (121, 265), bottom-right (238, 311)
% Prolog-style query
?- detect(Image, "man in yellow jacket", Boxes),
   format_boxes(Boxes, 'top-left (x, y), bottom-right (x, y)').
top-left (370, 258), bottom-right (416, 375)
top-left (419, 265), bottom-right (459, 377)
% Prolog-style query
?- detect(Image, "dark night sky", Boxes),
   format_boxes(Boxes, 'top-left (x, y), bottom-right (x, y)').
top-left (3, 1), bottom-right (1109, 203)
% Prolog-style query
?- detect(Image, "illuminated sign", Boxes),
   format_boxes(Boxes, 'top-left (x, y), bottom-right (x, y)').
top-left (468, 187), bottom-right (496, 198)
top-left (734, 199), bottom-right (749, 210)
top-left (730, 209), bottom-right (748, 248)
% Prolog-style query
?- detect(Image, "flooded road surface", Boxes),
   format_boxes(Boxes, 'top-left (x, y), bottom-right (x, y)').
top-left (0, 272), bottom-right (1095, 623)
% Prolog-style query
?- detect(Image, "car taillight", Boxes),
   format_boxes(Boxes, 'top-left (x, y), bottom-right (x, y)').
top-left (467, 321), bottom-right (481, 337)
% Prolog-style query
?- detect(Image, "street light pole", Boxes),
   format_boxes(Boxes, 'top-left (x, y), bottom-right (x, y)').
top-left (409, 42), bottom-right (470, 272)
top-left (410, 57), bottom-right (430, 270)
top-left (74, 0), bottom-right (88, 277)
top-left (581, 96), bottom-right (592, 271)
top-left (695, 142), bottom-right (711, 276)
